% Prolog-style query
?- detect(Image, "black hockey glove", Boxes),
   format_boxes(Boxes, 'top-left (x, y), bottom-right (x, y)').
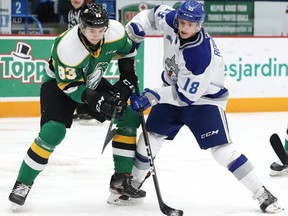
top-left (112, 79), bottom-right (135, 102)
top-left (116, 58), bottom-right (138, 101)
top-left (82, 88), bottom-right (127, 120)
top-left (98, 91), bottom-right (127, 119)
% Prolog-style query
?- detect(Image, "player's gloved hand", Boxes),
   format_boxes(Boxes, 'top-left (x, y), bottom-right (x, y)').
top-left (116, 57), bottom-right (138, 101)
top-left (112, 78), bottom-right (136, 102)
top-left (82, 89), bottom-right (126, 120)
top-left (130, 88), bottom-right (160, 111)
top-left (125, 22), bottom-right (146, 44)
top-left (96, 91), bottom-right (127, 119)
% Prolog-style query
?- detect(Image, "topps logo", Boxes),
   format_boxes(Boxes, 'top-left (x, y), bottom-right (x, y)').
top-left (0, 42), bottom-right (47, 83)
top-left (201, 130), bottom-right (219, 139)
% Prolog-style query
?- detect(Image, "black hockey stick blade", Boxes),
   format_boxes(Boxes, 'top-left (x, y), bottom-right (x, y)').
top-left (101, 109), bottom-right (117, 154)
top-left (161, 205), bottom-right (184, 216)
top-left (101, 128), bottom-right (116, 154)
top-left (153, 175), bottom-right (184, 216)
top-left (270, 133), bottom-right (288, 165)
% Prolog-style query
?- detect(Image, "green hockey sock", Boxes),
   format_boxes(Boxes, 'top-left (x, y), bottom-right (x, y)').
top-left (113, 155), bottom-right (135, 174)
top-left (18, 161), bottom-right (41, 186)
top-left (112, 129), bottom-right (136, 174)
top-left (17, 121), bottom-right (66, 186)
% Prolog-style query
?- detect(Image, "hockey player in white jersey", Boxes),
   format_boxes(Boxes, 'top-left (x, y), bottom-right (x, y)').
top-left (126, 0), bottom-right (284, 213)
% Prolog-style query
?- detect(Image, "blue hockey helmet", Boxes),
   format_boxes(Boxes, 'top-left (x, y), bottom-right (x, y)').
top-left (177, 0), bottom-right (205, 23)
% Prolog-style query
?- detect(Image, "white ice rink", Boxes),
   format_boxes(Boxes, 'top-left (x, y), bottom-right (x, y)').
top-left (0, 112), bottom-right (288, 216)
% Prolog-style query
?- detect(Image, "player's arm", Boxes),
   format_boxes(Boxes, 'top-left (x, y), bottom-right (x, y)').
top-left (125, 5), bottom-right (174, 44)
top-left (112, 27), bottom-right (138, 103)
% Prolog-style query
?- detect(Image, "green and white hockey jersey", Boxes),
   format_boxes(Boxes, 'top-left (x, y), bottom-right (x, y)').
top-left (44, 19), bottom-right (135, 103)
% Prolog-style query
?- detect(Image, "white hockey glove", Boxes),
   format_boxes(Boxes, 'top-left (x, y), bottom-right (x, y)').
top-left (125, 22), bottom-right (146, 44)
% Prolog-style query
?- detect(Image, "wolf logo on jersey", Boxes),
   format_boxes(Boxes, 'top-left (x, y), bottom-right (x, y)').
top-left (165, 55), bottom-right (179, 82)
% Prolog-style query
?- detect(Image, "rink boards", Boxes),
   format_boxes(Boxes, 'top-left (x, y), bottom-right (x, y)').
top-left (0, 36), bottom-right (287, 117)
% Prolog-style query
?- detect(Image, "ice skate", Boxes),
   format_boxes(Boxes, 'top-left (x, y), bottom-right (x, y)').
top-left (253, 186), bottom-right (284, 213)
top-left (110, 173), bottom-right (146, 198)
top-left (270, 161), bottom-right (288, 177)
top-left (108, 173), bottom-right (146, 206)
top-left (109, 172), bottom-right (146, 198)
top-left (9, 181), bottom-right (32, 209)
top-left (107, 171), bottom-right (151, 206)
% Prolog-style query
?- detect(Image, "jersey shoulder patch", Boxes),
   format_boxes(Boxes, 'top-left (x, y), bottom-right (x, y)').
top-left (104, 20), bottom-right (126, 43)
top-left (57, 26), bottom-right (89, 67)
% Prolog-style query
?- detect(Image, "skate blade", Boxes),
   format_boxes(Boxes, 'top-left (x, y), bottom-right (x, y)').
top-left (270, 169), bottom-right (288, 177)
top-left (265, 201), bottom-right (284, 213)
top-left (107, 193), bottom-right (144, 206)
top-left (10, 203), bottom-right (20, 212)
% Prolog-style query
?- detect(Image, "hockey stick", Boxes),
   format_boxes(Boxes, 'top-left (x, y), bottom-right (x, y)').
top-left (135, 86), bottom-right (184, 216)
top-left (270, 133), bottom-right (288, 166)
top-left (101, 108), bottom-right (117, 154)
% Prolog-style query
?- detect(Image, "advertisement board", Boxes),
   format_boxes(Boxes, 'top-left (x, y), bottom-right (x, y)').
top-left (0, 36), bottom-right (287, 116)
top-left (216, 38), bottom-right (288, 98)
top-left (204, 1), bottom-right (254, 36)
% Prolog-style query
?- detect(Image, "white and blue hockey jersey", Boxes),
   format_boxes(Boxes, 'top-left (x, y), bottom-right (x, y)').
top-left (127, 5), bottom-right (229, 109)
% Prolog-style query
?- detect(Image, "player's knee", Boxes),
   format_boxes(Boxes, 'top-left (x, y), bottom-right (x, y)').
top-left (137, 132), bottom-right (165, 158)
top-left (39, 121), bottom-right (66, 147)
top-left (211, 143), bottom-right (241, 167)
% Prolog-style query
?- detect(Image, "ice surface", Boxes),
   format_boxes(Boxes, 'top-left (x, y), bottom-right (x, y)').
top-left (0, 112), bottom-right (287, 216)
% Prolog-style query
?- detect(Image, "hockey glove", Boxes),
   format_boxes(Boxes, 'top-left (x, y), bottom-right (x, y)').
top-left (97, 92), bottom-right (126, 119)
top-left (115, 58), bottom-right (138, 102)
top-left (130, 88), bottom-right (160, 111)
top-left (82, 88), bottom-right (126, 120)
top-left (125, 22), bottom-right (146, 44)
top-left (112, 79), bottom-right (135, 102)
top-left (125, 22), bottom-right (146, 49)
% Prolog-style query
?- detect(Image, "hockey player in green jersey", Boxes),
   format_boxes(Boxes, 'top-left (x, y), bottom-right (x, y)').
top-left (9, 2), bottom-right (144, 209)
